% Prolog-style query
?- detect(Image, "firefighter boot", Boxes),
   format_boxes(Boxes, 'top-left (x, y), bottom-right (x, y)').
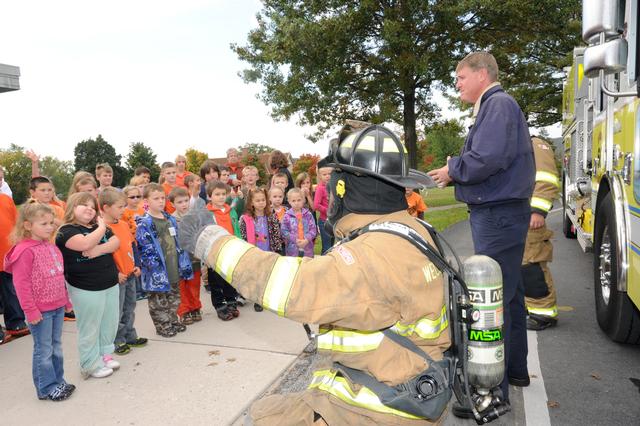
top-left (527, 313), bottom-right (557, 331)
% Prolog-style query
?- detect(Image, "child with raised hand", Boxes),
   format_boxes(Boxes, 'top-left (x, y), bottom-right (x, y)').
top-left (205, 181), bottom-right (242, 320)
top-left (55, 192), bottom-right (121, 379)
top-left (269, 186), bottom-right (286, 223)
top-left (239, 188), bottom-right (283, 312)
top-left (169, 187), bottom-right (203, 324)
top-left (4, 202), bottom-right (75, 401)
top-left (99, 189), bottom-right (147, 356)
top-left (136, 184), bottom-right (193, 337)
top-left (281, 188), bottom-right (317, 258)
top-left (313, 166), bottom-right (334, 254)
top-left (29, 176), bottom-right (65, 227)
top-left (184, 174), bottom-right (206, 210)
top-left (295, 172), bottom-right (315, 214)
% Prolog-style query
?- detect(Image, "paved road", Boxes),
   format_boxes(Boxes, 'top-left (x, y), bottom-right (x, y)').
top-left (258, 207), bottom-right (640, 425)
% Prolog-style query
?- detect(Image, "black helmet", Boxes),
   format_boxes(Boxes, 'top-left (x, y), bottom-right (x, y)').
top-left (318, 122), bottom-right (435, 189)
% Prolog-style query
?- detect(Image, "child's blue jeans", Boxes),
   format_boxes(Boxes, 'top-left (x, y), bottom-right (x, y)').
top-left (28, 307), bottom-right (65, 399)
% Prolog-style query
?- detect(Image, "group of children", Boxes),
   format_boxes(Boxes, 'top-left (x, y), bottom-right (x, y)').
top-left (1, 154), bottom-right (337, 403)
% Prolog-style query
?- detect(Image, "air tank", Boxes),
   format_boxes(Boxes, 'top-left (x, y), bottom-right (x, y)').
top-left (463, 255), bottom-right (505, 393)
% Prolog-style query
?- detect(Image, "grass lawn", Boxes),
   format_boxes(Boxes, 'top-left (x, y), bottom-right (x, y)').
top-left (423, 207), bottom-right (469, 232)
top-left (422, 186), bottom-right (460, 208)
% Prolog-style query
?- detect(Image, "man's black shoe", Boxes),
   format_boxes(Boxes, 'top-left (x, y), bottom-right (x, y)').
top-left (527, 314), bottom-right (557, 331)
top-left (508, 375), bottom-right (530, 387)
top-left (451, 401), bottom-right (474, 419)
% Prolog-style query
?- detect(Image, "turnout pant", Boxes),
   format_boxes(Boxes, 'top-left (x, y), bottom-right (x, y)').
top-left (147, 282), bottom-right (180, 332)
top-left (522, 225), bottom-right (558, 319)
top-left (207, 267), bottom-right (238, 309)
top-left (469, 200), bottom-right (530, 401)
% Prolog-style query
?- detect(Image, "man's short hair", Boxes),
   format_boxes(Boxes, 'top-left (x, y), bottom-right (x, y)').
top-left (168, 186), bottom-right (189, 202)
top-left (98, 187), bottom-right (126, 208)
top-left (457, 51), bottom-right (499, 82)
top-left (206, 180), bottom-right (229, 197)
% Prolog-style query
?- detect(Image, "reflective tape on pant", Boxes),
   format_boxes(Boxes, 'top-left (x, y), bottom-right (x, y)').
top-left (262, 256), bottom-right (302, 316)
top-left (308, 370), bottom-right (422, 420)
top-left (317, 305), bottom-right (448, 353)
top-left (528, 305), bottom-right (558, 318)
top-left (531, 197), bottom-right (553, 213)
top-left (214, 239), bottom-right (253, 282)
top-left (535, 171), bottom-right (560, 187)
top-left (391, 305), bottom-right (449, 339)
top-left (317, 329), bottom-right (384, 352)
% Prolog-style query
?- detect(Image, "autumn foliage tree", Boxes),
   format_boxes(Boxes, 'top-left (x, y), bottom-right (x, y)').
top-left (292, 154), bottom-right (320, 182)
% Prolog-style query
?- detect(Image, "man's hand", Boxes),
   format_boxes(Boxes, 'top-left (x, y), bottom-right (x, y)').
top-left (427, 164), bottom-right (452, 188)
top-left (530, 212), bottom-right (545, 230)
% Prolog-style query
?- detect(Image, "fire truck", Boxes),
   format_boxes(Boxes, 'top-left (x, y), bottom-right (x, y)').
top-left (562, 0), bottom-right (640, 343)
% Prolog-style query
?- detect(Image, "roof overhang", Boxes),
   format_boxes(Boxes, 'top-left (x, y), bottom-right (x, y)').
top-left (0, 63), bottom-right (20, 93)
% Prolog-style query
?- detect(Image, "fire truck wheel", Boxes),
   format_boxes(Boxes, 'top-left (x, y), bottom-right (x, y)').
top-left (562, 175), bottom-right (577, 239)
top-left (593, 193), bottom-right (640, 344)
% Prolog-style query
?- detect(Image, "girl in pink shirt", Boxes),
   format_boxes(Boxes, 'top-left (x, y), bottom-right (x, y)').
top-left (4, 202), bottom-right (75, 401)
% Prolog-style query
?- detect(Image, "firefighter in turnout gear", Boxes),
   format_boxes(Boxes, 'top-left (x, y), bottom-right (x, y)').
top-left (522, 137), bottom-right (560, 330)
top-left (180, 123), bottom-right (452, 425)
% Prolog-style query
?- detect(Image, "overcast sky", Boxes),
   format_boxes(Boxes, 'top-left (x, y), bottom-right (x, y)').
top-left (0, 1), bottom-right (555, 165)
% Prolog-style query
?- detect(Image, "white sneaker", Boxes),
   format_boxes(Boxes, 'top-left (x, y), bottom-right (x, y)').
top-left (90, 366), bottom-right (113, 379)
top-left (102, 355), bottom-right (120, 370)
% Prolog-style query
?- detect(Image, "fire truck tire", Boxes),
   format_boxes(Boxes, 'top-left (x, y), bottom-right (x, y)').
top-left (593, 193), bottom-right (640, 344)
top-left (562, 175), bottom-right (577, 239)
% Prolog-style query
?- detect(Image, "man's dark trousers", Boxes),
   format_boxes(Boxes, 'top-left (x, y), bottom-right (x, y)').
top-left (0, 271), bottom-right (27, 331)
top-left (469, 200), bottom-right (530, 401)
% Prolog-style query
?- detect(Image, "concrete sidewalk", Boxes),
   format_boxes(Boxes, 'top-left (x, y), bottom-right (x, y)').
top-left (1, 287), bottom-right (308, 425)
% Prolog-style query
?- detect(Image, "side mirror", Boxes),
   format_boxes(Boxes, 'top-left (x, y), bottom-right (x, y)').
top-left (582, 0), bottom-right (624, 43)
top-left (583, 38), bottom-right (628, 78)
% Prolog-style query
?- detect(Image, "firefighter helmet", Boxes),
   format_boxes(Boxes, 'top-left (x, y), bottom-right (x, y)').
top-left (318, 122), bottom-right (434, 189)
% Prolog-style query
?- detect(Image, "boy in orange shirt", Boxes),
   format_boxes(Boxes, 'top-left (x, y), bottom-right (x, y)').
top-left (405, 187), bottom-right (427, 219)
top-left (29, 177), bottom-right (65, 227)
top-left (99, 189), bottom-right (147, 355)
top-left (160, 162), bottom-right (178, 214)
top-left (205, 181), bottom-right (242, 321)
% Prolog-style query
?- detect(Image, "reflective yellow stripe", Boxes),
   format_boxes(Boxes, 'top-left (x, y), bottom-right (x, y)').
top-left (528, 306), bottom-right (558, 318)
top-left (392, 305), bottom-right (448, 339)
top-left (262, 256), bottom-right (302, 316)
top-left (308, 370), bottom-right (422, 420)
top-left (535, 171), bottom-right (560, 187)
top-left (214, 239), bottom-right (253, 282)
top-left (317, 330), bottom-right (384, 352)
top-left (531, 197), bottom-right (553, 212)
top-left (317, 305), bottom-right (448, 353)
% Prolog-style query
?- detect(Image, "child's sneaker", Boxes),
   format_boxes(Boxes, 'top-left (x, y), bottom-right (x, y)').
top-left (171, 322), bottom-right (187, 333)
top-left (157, 327), bottom-right (177, 338)
top-left (102, 355), bottom-right (120, 370)
top-left (63, 311), bottom-right (76, 321)
top-left (44, 383), bottom-right (72, 401)
top-left (254, 303), bottom-right (264, 312)
top-left (181, 313), bottom-right (194, 325)
top-left (90, 366), bottom-right (114, 379)
top-left (6, 326), bottom-right (30, 337)
top-left (114, 343), bottom-right (131, 355)
top-left (191, 310), bottom-right (202, 322)
top-left (127, 337), bottom-right (148, 347)
top-left (62, 383), bottom-right (76, 394)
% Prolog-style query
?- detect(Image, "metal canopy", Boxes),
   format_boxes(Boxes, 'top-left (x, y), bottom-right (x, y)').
top-left (0, 63), bottom-right (20, 93)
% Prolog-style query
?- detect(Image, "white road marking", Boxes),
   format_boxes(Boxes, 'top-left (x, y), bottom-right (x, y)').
top-left (523, 330), bottom-right (551, 426)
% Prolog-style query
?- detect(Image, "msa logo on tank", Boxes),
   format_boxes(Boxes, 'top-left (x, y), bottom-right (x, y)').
top-left (468, 328), bottom-right (503, 342)
top-left (468, 287), bottom-right (503, 304)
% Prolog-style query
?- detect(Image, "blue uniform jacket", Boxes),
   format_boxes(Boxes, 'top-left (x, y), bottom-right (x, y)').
top-left (135, 212), bottom-right (193, 292)
top-left (448, 85), bottom-right (535, 205)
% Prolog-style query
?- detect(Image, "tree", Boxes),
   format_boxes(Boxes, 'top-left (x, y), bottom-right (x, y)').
top-left (73, 135), bottom-right (127, 187)
top-left (419, 120), bottom-right (465, 170)
top-left (237, 142), bottom-right (274, 156)
top-left (292, 154), bottom-right (320, 182)
top-left (40, 156), bottom-right (74, 199)
top-left (232, 1), bottom-right (580, 168)
top-left (184, 148), bottom-right (209, 175)
top-left (241, 151), bottom-right (270, 187)
top-left (125, 142), bottom-right (161, 183)
top-left (0, 144), bottom-right (31, 204)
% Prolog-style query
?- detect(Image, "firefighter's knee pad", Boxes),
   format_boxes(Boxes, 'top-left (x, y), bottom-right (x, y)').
top-left (522, 262), bottom-right (549, 298)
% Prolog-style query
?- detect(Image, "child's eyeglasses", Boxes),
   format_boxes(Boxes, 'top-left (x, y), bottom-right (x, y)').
top-left (128, 195), bottom-right (142, 199)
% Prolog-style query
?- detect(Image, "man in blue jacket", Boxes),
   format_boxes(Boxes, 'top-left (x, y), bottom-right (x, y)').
top-left (428, 51), bottom-right (535, 416)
